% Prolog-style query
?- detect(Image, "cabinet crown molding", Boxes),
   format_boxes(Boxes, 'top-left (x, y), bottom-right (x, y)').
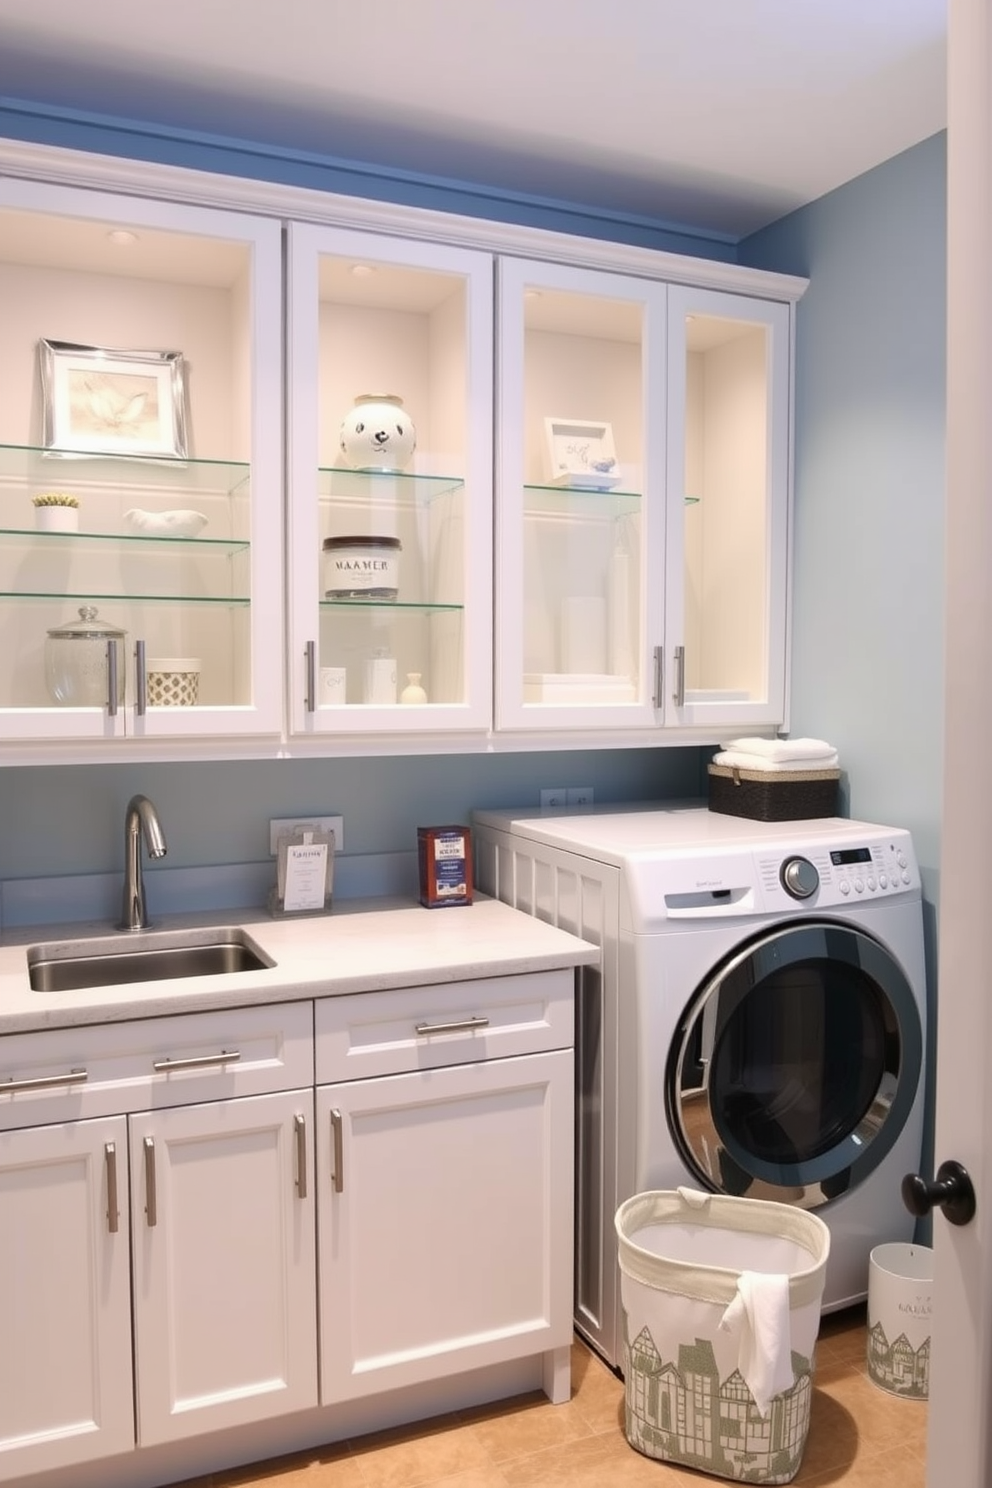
top-left (0, 138), bottom-right (808, 302)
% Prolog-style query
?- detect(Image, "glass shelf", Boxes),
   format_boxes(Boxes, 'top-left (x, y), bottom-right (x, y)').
top-left (0, 527), bottom-right (250, 552)
top-left (318, 466), bottom-right (464, 505)
top-left (0, 442), bottom-right (251, 496)
top-left (2, 591), bottom-right (251, 607)
top-left (319, 599), bottom-right (464, 614)
top-left (523, 483), bottom-right (642, 518)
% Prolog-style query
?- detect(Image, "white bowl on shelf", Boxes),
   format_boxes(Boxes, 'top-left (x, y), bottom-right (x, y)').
top-left (123, 508), bottom-right (207, 537)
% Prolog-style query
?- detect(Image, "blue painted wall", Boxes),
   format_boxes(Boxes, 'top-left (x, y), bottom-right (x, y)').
top-left (742, 134), bottom-right (946, 896)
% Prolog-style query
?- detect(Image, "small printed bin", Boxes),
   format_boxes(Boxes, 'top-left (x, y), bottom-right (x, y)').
top-left (615, 1189), bottom-right (830, 1485)
top-left (866, 1242), bottom-right (932, 1399)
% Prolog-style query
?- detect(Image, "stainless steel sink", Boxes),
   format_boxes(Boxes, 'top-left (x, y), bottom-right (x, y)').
top-left (27, 927), bottom-right (274, 993)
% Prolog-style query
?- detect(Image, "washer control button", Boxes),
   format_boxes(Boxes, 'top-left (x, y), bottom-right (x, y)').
top-left (879, 874), bottom-right (889, 889)
top-left (780, 856), bottom-right (819, 900)
top-left (867, 876), bottom-right (877, 891)
top-left (840, 879), bottom-right (851, 895)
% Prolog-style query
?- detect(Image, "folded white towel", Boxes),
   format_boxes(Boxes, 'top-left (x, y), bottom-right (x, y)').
top-left (719, 1270), bottom-right (794, 1416)
top-left (728, 736), bottom-right (837, 762)
top-left (714, 749), bottom-right (840, 773)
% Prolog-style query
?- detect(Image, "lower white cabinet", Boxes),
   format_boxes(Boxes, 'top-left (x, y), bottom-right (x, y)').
top-left (130, 1089), bottom-right (318, 1445)
top-left (0, 1115), bottom-right (134, 1481)
top-left (0, 968), bottom-right (576, 1484)
top-left (316, 1050), bottom-right (573, 1403)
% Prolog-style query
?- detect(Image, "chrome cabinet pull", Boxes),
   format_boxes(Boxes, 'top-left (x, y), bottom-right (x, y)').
top-left (414, 1015), bottom-right (490, 1036)
top-left (144, 1135), bottom-right (157, 1227)
top-left (152, 1050), bottom-right (241, 1073)
top-left (673, 644), bottom-right (686, 708)
top-left (330, 1108), bottom-right (344, 1194)
top-left (135, 639), bottom-right (147, 716)
top-left (305, 640), bottom-right (316, 714)
top-left (652, 646), bottom-right (663, 709)
top-left (0, 1067), bottom-right (88, 1094)
top-left (294, 1113), bottom-right (308, 1200)
top-left (105, 1141), bottom-right (119, 1233)
top-left (107, 639), bottom-right (119, 717)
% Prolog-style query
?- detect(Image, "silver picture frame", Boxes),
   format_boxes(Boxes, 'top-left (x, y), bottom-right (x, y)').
top-left (39, 339), bottom-right (189, 460)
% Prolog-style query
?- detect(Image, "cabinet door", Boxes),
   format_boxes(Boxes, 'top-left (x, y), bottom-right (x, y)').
top-left (129, 1089), bottom-right (317, 1445)
top-left (286, 223), bottom-right (494, 740)
top-left (0, 1114), bottom-right (133, 1481)
top-left (496, 256), bottom-right (667, 733)
top-left (0, 177), bottom-right (283, 751)
top-left (316, 1049), bottom-right (573, 1403)
top-left (663, 285), bottom-right (792, 728)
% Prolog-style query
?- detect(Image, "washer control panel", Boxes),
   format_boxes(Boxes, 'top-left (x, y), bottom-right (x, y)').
top-left (757, 834), bottom-right (919, 910)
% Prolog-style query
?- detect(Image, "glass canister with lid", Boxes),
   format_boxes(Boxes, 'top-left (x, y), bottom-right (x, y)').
top-left (322, 535), bottom-right (402, 600)
top-left (45, 606), bottom-right (127, 707)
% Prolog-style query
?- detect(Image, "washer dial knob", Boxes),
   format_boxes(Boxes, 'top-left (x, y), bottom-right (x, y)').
top-left (780, 856), bottom-right (819, 899)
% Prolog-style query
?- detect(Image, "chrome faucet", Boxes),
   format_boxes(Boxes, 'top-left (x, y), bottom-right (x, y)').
top-left (119, 794), bottom-right (168, 931)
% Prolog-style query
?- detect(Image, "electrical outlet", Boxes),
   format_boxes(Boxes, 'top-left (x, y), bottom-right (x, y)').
top-left (269, 816), bottom-right (344, 854)
top-left (567, 787), bottom-right (595, 806)
top-left (540, 787), bottom-right (568, 808)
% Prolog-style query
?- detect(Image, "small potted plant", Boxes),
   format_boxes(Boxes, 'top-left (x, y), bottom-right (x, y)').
top-left (32, 492), bottom-right (80, 532)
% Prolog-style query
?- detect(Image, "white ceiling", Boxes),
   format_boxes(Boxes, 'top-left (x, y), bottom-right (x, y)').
top-left (0, 0), bottom-right (947, 241)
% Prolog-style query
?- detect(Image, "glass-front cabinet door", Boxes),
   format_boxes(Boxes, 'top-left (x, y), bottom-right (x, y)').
top-left (286, 225), bottom-right (493, 740)
top-left (663, 285), bottom-right (792, 730)
top-left (496, 257), bottom-right (667, 734)
top-left (0, 178), bottom-right (283, 749)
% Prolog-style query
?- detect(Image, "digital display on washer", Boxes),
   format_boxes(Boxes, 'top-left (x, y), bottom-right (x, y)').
top-left (830, 847), bottom-right (872, 865)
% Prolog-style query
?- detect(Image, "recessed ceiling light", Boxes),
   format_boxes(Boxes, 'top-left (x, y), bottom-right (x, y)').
top-left (107, 229), bottom-right (138, 247)
top-left (350, 264), bottom-right (375, 278)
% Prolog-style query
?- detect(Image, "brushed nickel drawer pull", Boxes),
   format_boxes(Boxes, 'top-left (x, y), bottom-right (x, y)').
top-left (152, 1050), bottom-right (241, 1073)
top-left (144, 1135), bottom-right (157, 1228)
top-left (330, 1108), bottom-right (343, 1195)
top-left (0, 1067), bottom-right (88, 1094)
top-left (105, 1141), bottom-right (119, 1234)
top-left (294, 1113), bottom-right (308, 1200)
top-left (414, 1016), bottom-right (490, 1036)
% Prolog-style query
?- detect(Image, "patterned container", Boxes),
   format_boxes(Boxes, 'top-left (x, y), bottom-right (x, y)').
top-left (867, 1242), bottom-right (931, 1399)
top-left (615, 1189), bottom-right (830, 1485)
top-left (146, 657), bottom-right (201, 707)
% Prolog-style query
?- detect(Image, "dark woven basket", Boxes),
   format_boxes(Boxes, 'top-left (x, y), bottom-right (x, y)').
top-left (707, 764), bottom-right (840, 822)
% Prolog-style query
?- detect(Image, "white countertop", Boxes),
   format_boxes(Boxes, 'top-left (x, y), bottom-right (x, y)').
top-left (0, 895), bottom-right (599, 1035)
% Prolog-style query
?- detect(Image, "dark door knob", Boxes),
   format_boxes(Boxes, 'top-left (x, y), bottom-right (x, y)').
top-left (902, 1160), bottom-right (976, 1226)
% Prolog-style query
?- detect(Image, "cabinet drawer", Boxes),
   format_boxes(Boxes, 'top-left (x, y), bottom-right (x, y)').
top-left (0, 1001), bottom-right (313, 1129)
top-left (315, 969), bottom-right (574, 1083)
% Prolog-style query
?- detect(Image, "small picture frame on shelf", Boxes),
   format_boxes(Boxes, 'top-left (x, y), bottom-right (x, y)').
top-left (38, 339), bottom-right (189, 461)
top-left (544, 416), bottom-right (620, 489)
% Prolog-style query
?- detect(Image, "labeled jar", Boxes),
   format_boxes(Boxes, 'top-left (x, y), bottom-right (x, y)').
top-left (45, 606), bottom-right (127, 707)
top-left (323, 535), bottom-right (401, 600)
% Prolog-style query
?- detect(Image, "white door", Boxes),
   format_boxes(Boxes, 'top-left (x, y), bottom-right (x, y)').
top-left (316, 1050), bottom-right (573, 1403)
top-left (130, 1090), bottom-right (317, 1445)
top-left (0, 1115), bottom-right (133, 1481)
top-left (921, 2), bottom-right (989, 1482)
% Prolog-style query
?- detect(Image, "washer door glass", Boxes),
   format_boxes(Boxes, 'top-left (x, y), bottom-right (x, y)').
top-left (666, 920), bottom-right (924, 1208)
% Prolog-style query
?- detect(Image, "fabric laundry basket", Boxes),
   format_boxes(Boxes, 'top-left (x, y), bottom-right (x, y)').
top-left (866, 1242), bottom-right (932, 1399)
top-left (615, 1188), bottom-right (831, 1485)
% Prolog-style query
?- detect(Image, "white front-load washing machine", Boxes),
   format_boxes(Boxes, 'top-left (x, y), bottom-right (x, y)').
top-left (473, 803), bottom-right (927, 1371)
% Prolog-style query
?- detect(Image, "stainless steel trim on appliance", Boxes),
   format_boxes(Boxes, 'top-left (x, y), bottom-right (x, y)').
top-left (666, 919), bottom-right (924, 1208)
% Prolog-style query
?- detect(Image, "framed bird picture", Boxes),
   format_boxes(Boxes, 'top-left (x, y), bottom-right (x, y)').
top-left (38, 339), bottom-right (189, 461)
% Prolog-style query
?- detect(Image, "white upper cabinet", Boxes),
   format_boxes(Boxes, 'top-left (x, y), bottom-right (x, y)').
top-left (496, 257), bottom-right (667, 734)
top-left (496, 258), bottom-right (794, 738)
top-left (286, 224), bottom-right (494, 740)
top-left (0, 141), bottom-right (805, 759)
top-left (0, 176), bottom-right (283, 751)
top-left (663, 286), bottom-right (792, 730)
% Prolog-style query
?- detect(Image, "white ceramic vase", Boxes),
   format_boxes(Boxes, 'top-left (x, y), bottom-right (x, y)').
top-left (34, 505), bottom-right (79, 531)
top-left (339, 394), bottom-right (416, 472)
top-left (400, 672), bottom-right (428, 704)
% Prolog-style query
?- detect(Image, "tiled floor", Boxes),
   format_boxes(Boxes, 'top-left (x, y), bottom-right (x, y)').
top-left (181, 1305), bottom-right (928, 1488)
